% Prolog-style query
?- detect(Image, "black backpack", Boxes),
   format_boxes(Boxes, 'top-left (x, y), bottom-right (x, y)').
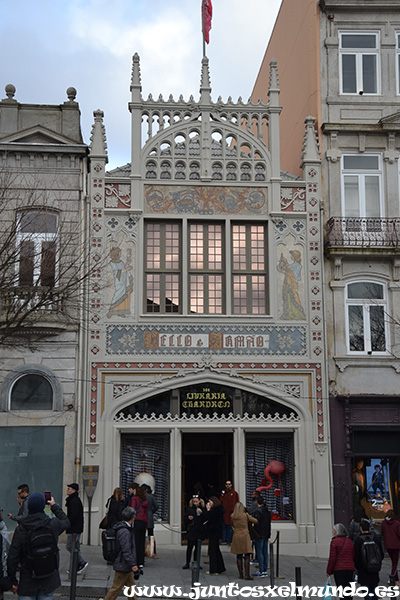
top-left (360, 535), bottom-right (382, 573)
top-left (26, 521), bottom-right (59, 579)
top-left (101, 530), bottom-right (119, 563)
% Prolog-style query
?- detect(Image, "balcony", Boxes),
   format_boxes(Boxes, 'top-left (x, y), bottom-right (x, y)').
top-left (325, 217), bottom-right (400, 253)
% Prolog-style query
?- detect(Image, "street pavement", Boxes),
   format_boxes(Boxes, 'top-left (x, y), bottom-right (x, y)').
top-left (4, 542), bottom-right (393, 599)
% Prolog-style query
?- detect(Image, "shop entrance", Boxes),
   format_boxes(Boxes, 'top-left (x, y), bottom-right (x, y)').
top-left (181, 432), bottom-right (233, 535)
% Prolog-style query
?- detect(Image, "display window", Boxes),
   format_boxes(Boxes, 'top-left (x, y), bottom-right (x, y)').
top-left (352, 456), bottom-right (400, 519)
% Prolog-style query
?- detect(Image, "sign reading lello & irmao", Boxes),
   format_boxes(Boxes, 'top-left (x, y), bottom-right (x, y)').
top-left (106, 324), bottom-right (307, 356)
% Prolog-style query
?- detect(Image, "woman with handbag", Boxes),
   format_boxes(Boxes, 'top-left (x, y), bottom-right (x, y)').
top-left (230, 502), bottom-right (258, 580)
top-left (326, 523), bottom-right (355, 588)
top-left (106, 488), bottom-right (125, 530)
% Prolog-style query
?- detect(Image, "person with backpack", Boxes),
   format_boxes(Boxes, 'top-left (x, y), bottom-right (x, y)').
top-left (104, 507), bottom-right (139, 600)
top-left (7, 493), bottom-right (69, 600)
top-left (380, 510), bottom-right (400, 586)
top-left (354, 518), bottom-right (384, 598)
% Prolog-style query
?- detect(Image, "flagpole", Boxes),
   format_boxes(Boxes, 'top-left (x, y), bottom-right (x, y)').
top-left (202, 0), bottom-right (206, 57)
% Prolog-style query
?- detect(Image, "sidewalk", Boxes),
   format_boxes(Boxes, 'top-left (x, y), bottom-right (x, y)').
top-left (4, 543), bottom-right (393, 598)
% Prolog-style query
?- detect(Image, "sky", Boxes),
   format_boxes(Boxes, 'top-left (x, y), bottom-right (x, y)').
top-left (1, 0), bottom-right (282, 170)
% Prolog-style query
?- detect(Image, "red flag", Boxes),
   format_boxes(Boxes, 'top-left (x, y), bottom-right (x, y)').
top-left (202, 0), bottom-right (213, 44)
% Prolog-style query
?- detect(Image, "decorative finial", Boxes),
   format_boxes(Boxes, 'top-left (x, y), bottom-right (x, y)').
top-left (268, 59), bottom-right (280, 95)
top-left (302, 116), bottom-right (320, 163)
top-left (89, 109), bottom-right (108, 161)
top-left (66, 87), bottom-right (77, 102)
top-left (130, 52), bottom-right (142, 99)
top-left (200, 56), bottom-right (211, 103)
top-left (5, 84), bottom-right (16, 100)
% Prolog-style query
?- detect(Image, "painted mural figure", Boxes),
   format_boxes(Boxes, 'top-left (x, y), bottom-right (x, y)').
top-left (277, 250), bottom-right (306, 320)
top-left (107, 246), bottom-right (133, 318)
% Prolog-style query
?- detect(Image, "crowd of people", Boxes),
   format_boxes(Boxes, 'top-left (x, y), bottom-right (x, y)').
top-left (327, 507), bottom-right (400, 598)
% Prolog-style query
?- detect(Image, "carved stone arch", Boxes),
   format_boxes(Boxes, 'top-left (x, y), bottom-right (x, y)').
top-left (106, 368), bottom-right (306, 422)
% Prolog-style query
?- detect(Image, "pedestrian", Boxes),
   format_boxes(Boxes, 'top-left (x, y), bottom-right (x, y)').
top-left (141, 484), bottom-right (159, 559)
top-left (104, 507), bottom-right (139, 600)
top-left (7, 493), bottom-right (69, 600)
top-left (354, 518), bottom-right (384, 599)
top-left (183, 496), bottom-right (205, 569)
top-left (230, 502), bottom-right (257, 581)
top-left (253, 497), bottom-right (271, 577)
top-left (348, 506), bottom-right (367, 542)
top-left (106, 488), bottom-right (125, 530)
top-left (7, 484), bottom-right (30, 523)
top-left (247, 490), bottom-right (261, 516)
top-left (203, 497), bottom-right (225, 575)
top-left (380, 510), bottom-right (400, 586)
top-left (65, 483), bottom-right (88, 575)
top-left (219, 480), bottom-right (239, 545)
top-left (326, 523), bottom-right (355, 588)
top-left (128, 483), bottom-right (148, 568)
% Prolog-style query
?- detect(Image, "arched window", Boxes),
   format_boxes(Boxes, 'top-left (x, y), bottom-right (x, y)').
top-left (10, 373), bottom-right (53, 410)
top-left (346, 281), bottom-right (387, 353)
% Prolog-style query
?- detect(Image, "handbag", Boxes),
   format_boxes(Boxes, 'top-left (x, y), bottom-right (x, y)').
top-left (145, 535), bottom-right (155, 558)
top-left (322, 576), bottom-right (332, 600)
top-left (99, 515), bottom-right (108, 530)
top-left (248, 517), bottom-right (260, 540)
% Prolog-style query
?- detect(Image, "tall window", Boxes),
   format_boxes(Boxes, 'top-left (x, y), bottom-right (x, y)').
top-left (340, 32), bottom-right (379, 95)
top-left (189, 223), bottom-right (224, 314)
top-left (397, 33), bottom-right (400, 95)
top-left (232, 224), bottom-right (267, 314)
top-left (145, 222), bottom-right (181, 313)
top-left (16, 210), bottom-right (58, 287)
top-left (341, 155), bottom-right (382, 218)
top-left (346, 281), bottom-right (387, 354)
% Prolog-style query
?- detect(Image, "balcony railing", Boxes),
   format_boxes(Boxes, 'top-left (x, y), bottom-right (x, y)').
top-left (325, 217), bottom-right (400, 249)
top-left (0, 287), bottom-right (63, 315)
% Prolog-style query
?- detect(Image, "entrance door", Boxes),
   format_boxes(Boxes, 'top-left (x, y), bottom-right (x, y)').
top-left (181, 432), bottom-right (233, 535)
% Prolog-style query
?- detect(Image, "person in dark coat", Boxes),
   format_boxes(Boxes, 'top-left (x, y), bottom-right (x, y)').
top-left (253, 497), bottom-right (271, 577)
top-left (204, 496), bottom-right (225, 575)
top-left (104, 507), bottom-right (138, 600)
top-left (7, 493), bottom-right (69, 600)
top-left (354, 519), bottom-right (384, 598)
top-left (106, 488), bottom-right (125, 530)
top-left (128, 484), bottom-right (148, 568)
top-left (380, 510), bottom-right (400, 585)
top-left (65, 483), bottom-right (88, 574)
top-left (326, 523), bottom-right (355, 588)
top-left (141, 484), bottom-right (159, 559)
top-left (219, 481), bottom-right (239, 545)
top-left (7, 484), bottom-right (30, 524)
top-left (183, 496), bottom-right (205, 569)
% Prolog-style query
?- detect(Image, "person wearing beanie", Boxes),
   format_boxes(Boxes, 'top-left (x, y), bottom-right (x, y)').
top-left (7, 494), bottom-right (69, 600)
top-left (65, 484), bottom-right (88, 575)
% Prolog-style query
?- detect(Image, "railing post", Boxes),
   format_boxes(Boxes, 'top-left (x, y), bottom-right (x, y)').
top-left (69, 533), bottom-right (79, 600)
top-left (269, 541), bottom-right (274, 586)
top-left (295, 566), bottom-right (301, 600)
top-left (191, 538), bottom-right (202, 585)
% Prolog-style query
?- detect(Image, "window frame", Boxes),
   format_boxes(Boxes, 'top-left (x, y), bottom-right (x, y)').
top-left (339, 31), bottom-right (380, 95)
top-left (340, 154), bottom-right (383, 219)
top-left (397, 32), bottom-right (400, 96)
top-left (16, 209), bottom-right (59, 288)
top-left (345, 281), bottom-right (389, 355)
top-left (1, 364), bottom-right (62, 412)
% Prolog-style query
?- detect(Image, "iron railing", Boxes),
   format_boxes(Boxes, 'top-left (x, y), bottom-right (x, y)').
top-left (325, 217), bottom-right (400, 249)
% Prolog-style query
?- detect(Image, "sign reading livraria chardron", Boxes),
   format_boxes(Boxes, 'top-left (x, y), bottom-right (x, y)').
top-left (180, 384), bottom-right (233, 416)
top-left (105, 324), bottom-right (306, 356)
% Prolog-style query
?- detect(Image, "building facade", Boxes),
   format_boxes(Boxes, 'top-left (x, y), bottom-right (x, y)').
top-left (253, 0), bottom-right (400, 526)
top-left (83, 54), bottom-right (332, 555)
top-left (0, 84), bottom-right (88, 521)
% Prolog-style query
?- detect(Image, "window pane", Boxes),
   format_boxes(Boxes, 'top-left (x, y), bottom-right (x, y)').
top-left (365, 176), bottom-right (380, 217)
top-left (341, 34), bottom-right (376, 49)
top-left (251, 276), bottom-right (266, 314)
top-left (232, 225), bottom-right (247, 270)
top-left (165, 274), bottom-right (179, 312)
top-left (10, 374), bottom-right (53, 410)
top-left (146, 274), bottom-right (160, 312)
top-left (165, 224), bottom-right (180, 269)
top-left (370, 306), bottom-right (386, 352)
top-left (362, 54), bottom-right (377, 93)
top-left (41, 241), bottom-right (56, 287)
top-left (233, 275), bottom-right (247, 314)
top-left (19, 240), bottom-right (34, 286)
top-left (344, 176), bottom-right (360, 217)
top-left (189, 224), bottom-right (204, 270)
top-left (20, 211), bottom-right (58, 234)
top-left (208, 225), bottom-right (222, 270)
top-left (342, 54), bottom-right (357, 93)
top-left (348, 282), bottom-right (383, 300)
top-left (398, 54), bottom-right (400, 93)
top-left (250, 226), bottom-right (265, 270)
top-left (190, 274), bottom-right (204, 314)
top-left (349, 305), bottom-right (365, 351)
top-left (208, 275), bottom-right (223, 314)
top-left (146, 224), bottom-right (161, 269)
top-left (343, 155), bottom-right (379, 170)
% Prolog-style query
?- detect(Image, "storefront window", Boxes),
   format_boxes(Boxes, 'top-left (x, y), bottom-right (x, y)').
top-left (121, 433), bottom-right (169, 521)
top-left (242, 390), bottom-right (297, 418)
top-left (246, 433), bottom-right (295, 521)
top-left (352, 456), bottom-right (400, 518)
top-left (118, 391), bottom-right (171, 418)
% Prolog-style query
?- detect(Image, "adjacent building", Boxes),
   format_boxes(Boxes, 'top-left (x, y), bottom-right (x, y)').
top-left (253, 0), bottom-right (400, 526)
